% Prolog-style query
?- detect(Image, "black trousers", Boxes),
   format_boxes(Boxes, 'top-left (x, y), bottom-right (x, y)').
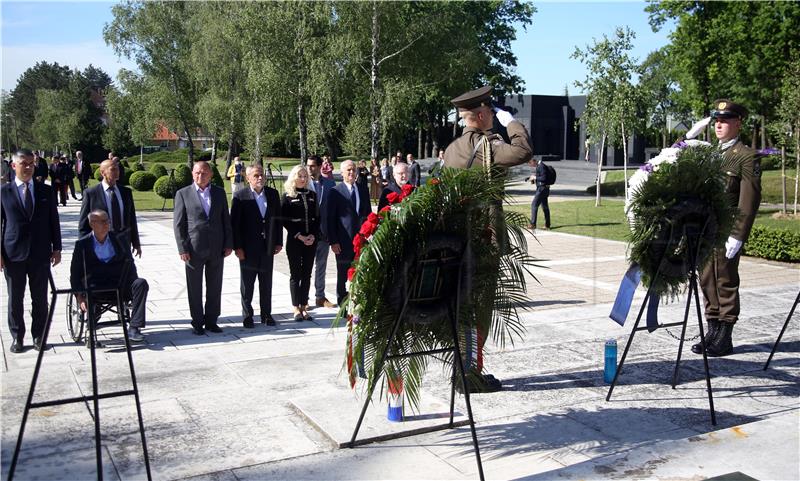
top-left (286, 239), bottom-right (316, 307)
top-left (4, 258), bottom-right (50, 342)
top-left (335, 250), bottom-right (355, 305)
top-left (240, 254), bottom-right (274, 320)
top-left (185, 255), bottom-right (224, 329)
top-left (92, 278), bottom-right (149, 328)
top-left (531, 185), bottom-right (550, 228)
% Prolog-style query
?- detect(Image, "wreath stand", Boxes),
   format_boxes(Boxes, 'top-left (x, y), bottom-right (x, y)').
top-left (348, 238), bottom-right (485, 481)
top-left (8, 274), bottom-right (152, 481)
top-left (763, 288), bottom-right (800, 370)
top-left (606, 218), bottom-right (717, 426)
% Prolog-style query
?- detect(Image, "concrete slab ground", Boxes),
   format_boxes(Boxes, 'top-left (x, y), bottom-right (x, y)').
top-left (1, 192), bottom-right (798, 480)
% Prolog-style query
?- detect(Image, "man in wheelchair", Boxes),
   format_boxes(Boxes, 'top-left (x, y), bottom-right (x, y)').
top-left (70, 210), bottom-right (149, 343)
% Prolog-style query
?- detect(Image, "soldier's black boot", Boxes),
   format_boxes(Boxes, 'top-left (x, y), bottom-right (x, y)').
top-left (706, 321), bottom-right (734, 357)
top-left (692, 319), bottom-right (720, 354)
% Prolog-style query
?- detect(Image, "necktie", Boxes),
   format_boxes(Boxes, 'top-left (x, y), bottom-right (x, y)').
top-left (350, 185), bottom-right (357, 211)
top-left (23, 182), bottom-right (33, 219)
top-left (109, 188), bottom-right (122, 232)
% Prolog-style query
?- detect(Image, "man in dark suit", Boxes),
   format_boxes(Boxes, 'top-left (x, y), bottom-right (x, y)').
top-left (406, 153), bottom-right (421, 187)
top-left (70, 210), bottom-right (149, 343)
top-left (307, 155), bottom-right (337, 308)
top-left (231, 164), bottom-right (282, 328)
top-left (328, 160), bottom-right (371, 305)
top-left (79, 159), bottom-right (141, 257)
top-left (377, 161), bottom-right (409, 212)
top-left (173, 161), bottom-right (233, 335)
top-left (49, 155), bottom-right (71, 206)
top-left (1, 149), bottom-right (62, 352)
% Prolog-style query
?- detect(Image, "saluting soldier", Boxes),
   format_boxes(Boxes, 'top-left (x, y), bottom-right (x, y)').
top-left (693, 99), bottom-right (761, 357)
top-left (443, 85), bottom-right (533, 393)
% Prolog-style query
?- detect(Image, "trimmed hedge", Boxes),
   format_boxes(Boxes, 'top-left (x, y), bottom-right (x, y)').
top-left (141, 148), bottom-right (213, 164)
top-left (744, 225), bottom-right (800, 262)
top-left (173, 163), bottom-right (192, 188)
top-left (129, 171), bottom-right (157, 191)
top-left (149, 164), bottom-right (168, 178)
top-left (586, 181), bottom-right (626, 197)
top-left (210, 162), bottom-right (224, 187)
top-left (153, 175), bottom-right (178, 199)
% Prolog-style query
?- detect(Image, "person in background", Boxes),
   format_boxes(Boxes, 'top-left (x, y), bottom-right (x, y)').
top-left (74, 150), bottom-right (91, 194)
top-left (369, 158), bottom-right (382, 200)
top-left (282, 164), bottom-right (319, 322)
top-left (379, 158), bottom-right (391, 189)
top-left (306, 155), bottom-right (337, 309)
top-left (377, 162), bottom-right (409, 212)
top-left (407, 153), bottom-right (421, 187)
top-left (321, 155), bottom-right (334, 180)
top-left (528, 158), bottom-right (551, 231)
top-left (231, 164), bottom-right (283, 328)
top-left (356, 160), bottom-right (370, 193)
top-left (49, 155), bottom-right (71, 206)
top-left (33, 152), bottom-right (48, 183)
top-left (226, 156), bottom-right (246, 199)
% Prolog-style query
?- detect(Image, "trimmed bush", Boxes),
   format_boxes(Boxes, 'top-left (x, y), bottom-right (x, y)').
top-left (586, 181), bottom-right (626, 197)
top-left (760, 156), bottom-right (779, 171)
top-left (130, 162), bottom-right (145, 172)
top-left (121, 159), bottom-right (130, 168)
top-left (149, 164), bottom-right (168, 178)
top-left (153, 175), bottom-right (178, 200)
top-left (129, 171), bottom-right (157, 191)
top-left (744, 225), bottom-right (800, 262)
top-left (95, 167), bottom-right (104, 181)
top-left (173, 163), bottom-right (192, 188)
top-left (210, 162), bottom-right (224, 187)
top-left (196, 150), bottom-right (212, 161)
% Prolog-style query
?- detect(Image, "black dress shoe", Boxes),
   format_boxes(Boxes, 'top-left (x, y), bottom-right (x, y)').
top-left (191, 326), bottom-right (206, 336)
top-left (243, 317), bottom-right (254, 329)
top-left (205, 324), bottom-right (223, 333)
top-left (33, 337), bottom-right (46, 351)
top-left (10, 339), bottom-right (23, 353)
top-left (261, 314), bottom-right (276, 326)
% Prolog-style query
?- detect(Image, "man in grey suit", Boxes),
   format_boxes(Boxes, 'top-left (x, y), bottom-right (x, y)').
top-left (173, 161), bottom-right (233, 335)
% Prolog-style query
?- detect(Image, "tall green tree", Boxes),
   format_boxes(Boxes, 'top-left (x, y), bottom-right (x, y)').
top-left (638, 47), bottom-right (684, 148)
top-left (6, 61), bottom-right (72, 147)
top-left (105, 0), bottom-right (200, 167)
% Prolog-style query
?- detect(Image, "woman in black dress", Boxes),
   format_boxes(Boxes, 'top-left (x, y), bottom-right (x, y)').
top-left (281, 164), bottom-right (319, 321)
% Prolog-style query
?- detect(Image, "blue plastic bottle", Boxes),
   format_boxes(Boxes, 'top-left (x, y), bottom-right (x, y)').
top-left (604, 339), bottom-right (618, 383)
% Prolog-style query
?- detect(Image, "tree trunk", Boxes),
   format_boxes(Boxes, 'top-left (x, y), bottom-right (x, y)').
top-left (751, 120), bottom-right (758, 149)
top-left (298, 100), bottom-right (308, 164)
top-left (211, 136), bottom-right (217, 165)
top-left (781, 145), bottom-right (787, 214)
top-left (417, 127), bottom-right (423, 159)
top-left (596, 133), bottom-right (606, 207)
top-left (760, 115), bottom-right (767, 150)
top-left (183, 125), bottom-right (195, 168)
top-left (794, 128), bottom-right (799, 215)
top-left (622, 121), bottom-right (628, 201)
top-left (254, 130), bottom-right (262, 168)
top-left (369, 1), bottom-right (380, 160)
top-left (140, 145), bottom-right (144, 166)
top-left (225, 131), bottom-right (234, 172)
top-left (431, 113), bottom-right (440, 158)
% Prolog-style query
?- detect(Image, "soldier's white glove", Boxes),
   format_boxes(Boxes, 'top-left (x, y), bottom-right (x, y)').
top-left (493, 108), bottom-right (515, 128)
top-left (725, 236), bottom-right (743, 259)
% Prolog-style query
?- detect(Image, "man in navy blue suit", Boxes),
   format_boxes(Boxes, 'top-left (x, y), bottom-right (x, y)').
top-left (328, 160), bottom-right (371, 305)
top-left (1, 149), bottom-right (62, 352)
top-left (307, 155), bottom-right (337, 308)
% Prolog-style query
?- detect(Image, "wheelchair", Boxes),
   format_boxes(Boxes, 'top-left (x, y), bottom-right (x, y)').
top-left (67, 291), bottom-right (132, 346)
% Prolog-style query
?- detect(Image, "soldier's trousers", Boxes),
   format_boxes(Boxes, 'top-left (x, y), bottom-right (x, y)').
top-left (700, 249), bottom-right (741, 324)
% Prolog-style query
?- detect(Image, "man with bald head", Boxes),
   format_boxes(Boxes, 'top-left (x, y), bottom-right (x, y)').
top-left (377, 161), bottom-right (410, 212)
top-left (174, 161), bottom-right (233, 335)
top-left (71, 210), bottom-right (149, 343)
top-left (79, 159), bottom-right (141, 257)
top-left (328, 160), bottom-right (371, 304)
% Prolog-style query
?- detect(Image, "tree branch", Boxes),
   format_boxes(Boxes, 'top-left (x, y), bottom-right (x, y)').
top-left (377, 34), bottom-right (423, 67)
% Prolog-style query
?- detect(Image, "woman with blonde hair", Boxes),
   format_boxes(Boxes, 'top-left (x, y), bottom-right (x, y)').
top-left (281, 164), bottom-right (319, 321)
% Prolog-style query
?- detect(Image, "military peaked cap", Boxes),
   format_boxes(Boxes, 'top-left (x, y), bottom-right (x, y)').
top-left (451, 85), bottom-right (493, 110)
top-left (711, 99), bottom-right (748, 119)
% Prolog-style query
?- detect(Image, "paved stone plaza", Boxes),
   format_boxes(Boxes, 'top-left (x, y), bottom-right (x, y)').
top-left (1, 189), bottom-right (798, 480)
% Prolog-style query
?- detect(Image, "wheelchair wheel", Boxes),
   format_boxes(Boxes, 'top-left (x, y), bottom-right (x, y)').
top-left (67, 294), bottom-right (86, 343)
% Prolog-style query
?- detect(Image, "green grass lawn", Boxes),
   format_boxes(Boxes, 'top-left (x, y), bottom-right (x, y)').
top-left (507, 200), bottom-right (799, 243)
top-left (603, 169), bottom-right (798, 204)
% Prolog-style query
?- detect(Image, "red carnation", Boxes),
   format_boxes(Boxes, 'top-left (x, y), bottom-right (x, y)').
top-left (359, 221), bottom-right (377, 237)
top-left (401, 184), bottom-right (415, 197)
top-left (367, 212), bottom-right (380, 225)
top-left (353, 233), bottom-right (367, 252)
top-left (347, 267), bottom-right (356, 281)
top-left (380, 205), bottom-right (391, 213)
top-left (428, 177), bottom-right (440, 186)
top-left (386, 192), bottom-right (400, 204)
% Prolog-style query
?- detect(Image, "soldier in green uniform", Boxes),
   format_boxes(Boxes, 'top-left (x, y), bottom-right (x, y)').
top-left (693, 99), bottom-right (761, 357)
top-left (444, 86), bottom-right (533, 392)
